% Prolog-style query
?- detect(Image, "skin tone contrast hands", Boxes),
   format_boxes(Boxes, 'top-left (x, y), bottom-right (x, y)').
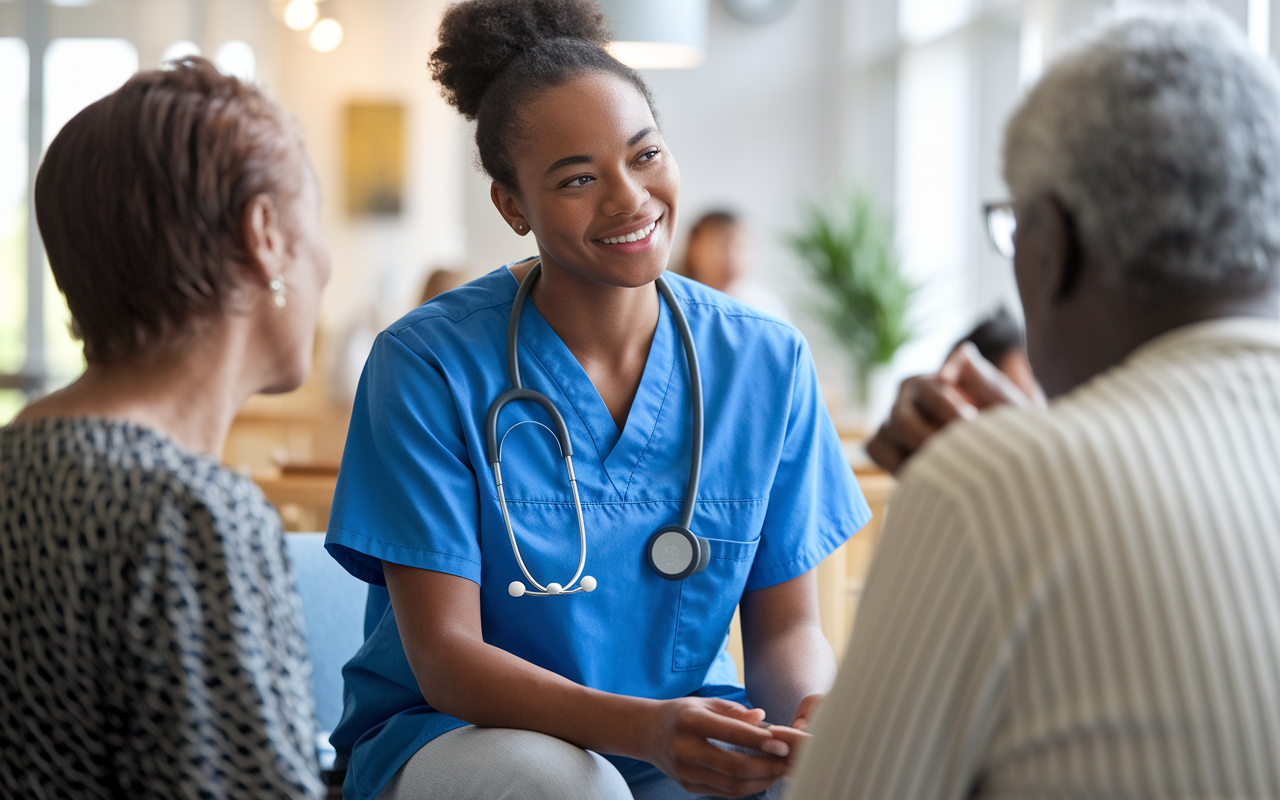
top-left (384, 563), bottom-right (802, 797)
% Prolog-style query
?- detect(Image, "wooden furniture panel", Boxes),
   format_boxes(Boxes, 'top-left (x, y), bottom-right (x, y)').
top-left (726, 470), bottom-right (894, 683)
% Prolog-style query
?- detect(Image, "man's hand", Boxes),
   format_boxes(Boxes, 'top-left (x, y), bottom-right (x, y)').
top-left (866, 344), bottom-right (1042, 474)
top-left (790, 693), bottom-right (822, 732)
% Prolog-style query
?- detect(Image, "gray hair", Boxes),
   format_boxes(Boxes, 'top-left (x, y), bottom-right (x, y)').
top-left (1004, 2), bottom-right (1280, 297)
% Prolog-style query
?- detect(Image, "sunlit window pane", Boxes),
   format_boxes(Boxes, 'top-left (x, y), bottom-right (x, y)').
top-left (0, 38), bottom-right (27, 376)
top-left (161, 40), bottom-right (202, 65)
top-left (215, 40), bottom-right (255, 82)
top-left (43, 38), bottom-right (139, 380)
top-left (0, 388), bottom-right (23, 425)
top-left (44, 38), bottom-right (138, 147)
top-left (899, 0), bottom-right (973, 44)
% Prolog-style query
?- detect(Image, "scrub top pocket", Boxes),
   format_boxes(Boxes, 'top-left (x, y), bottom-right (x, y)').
top-left (672, 536), bottom-right (760, 671)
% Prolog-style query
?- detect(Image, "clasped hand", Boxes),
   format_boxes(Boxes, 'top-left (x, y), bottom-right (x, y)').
top-left (867, 343), bottom-right (1045, 474)
top-left (641, 696), bottom-right (812, 797)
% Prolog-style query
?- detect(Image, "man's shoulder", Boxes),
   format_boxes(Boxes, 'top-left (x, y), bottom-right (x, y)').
top-left (903, 405), bottom-right (1065, 497)
top-left (901, 372), bottom-right (1144, 513)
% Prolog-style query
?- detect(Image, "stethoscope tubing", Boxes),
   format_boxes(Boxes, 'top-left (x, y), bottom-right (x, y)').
top-left (485, 260), bottom-right (704, 595)
top-left (654, 274), bottom-right (703, 531)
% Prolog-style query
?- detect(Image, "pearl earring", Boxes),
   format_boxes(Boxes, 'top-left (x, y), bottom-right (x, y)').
top-left (517, 224), bottom-right (524, 232)
top-left (270, 275), bottom-right (287, 308)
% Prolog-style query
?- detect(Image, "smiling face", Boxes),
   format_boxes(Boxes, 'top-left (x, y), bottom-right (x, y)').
top-left (492, 71), bottom-right (680, 289)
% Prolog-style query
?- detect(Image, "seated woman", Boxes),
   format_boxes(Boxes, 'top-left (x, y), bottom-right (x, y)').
top-left (323, 1), bottom-right (869, 799)
top-left (0, 58), bottom-right (329, 798)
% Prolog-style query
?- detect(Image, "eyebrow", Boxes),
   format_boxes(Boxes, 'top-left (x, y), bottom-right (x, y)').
top-left (545, 154), bottom-right (591, 176)
top-left (542, 127), bottom-right (658, 177)
top-left (628, 126), bottom-right (655, 147)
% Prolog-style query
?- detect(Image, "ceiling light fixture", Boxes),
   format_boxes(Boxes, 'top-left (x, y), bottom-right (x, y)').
top-left (310, 18), bottom-right (344, 53)
top-left (284, 0), bottom-right (319, 32)
top-left (596, 0), bottom-right (707, 69)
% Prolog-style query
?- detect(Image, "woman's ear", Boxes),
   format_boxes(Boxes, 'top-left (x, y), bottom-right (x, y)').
top-left (242, 193), bottom-right (287, 285)
top-left (490, 182), bottom-right (530, 236)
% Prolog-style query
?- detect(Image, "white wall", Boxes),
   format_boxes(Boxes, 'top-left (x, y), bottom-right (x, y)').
top-left (270, 0), bottom-right (466, 332)
top-left (642, 0), bottom-right (845, 379)
top-left (454, 0), bottom-right (859, 393)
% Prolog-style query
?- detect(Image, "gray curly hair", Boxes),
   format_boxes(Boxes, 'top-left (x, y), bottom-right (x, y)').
top-left (1004, 2), bottom-right (1280, 297)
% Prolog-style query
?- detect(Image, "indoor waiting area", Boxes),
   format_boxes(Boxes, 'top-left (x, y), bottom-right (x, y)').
top-left (4, 0), bottom-right (1280, 798)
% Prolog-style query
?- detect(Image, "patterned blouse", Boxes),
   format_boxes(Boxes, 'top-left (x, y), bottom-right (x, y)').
top-left (0, 418), bottom-right (323, 799)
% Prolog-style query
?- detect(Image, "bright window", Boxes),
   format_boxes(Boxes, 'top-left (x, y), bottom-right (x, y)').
top-left (898, 0), bottom-right (973, 45)
top-left (41, 38), bottom-right (139, 382)
top-left (0, 38), bottom-right (27, 383)
top-left (44, 38), bottom-right (139, 145)
top-left (214, 40), bottom-right (255, 82)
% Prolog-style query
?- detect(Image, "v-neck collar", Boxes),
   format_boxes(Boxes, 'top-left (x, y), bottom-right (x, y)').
top-left (506, 268), bottom-right (679, 497)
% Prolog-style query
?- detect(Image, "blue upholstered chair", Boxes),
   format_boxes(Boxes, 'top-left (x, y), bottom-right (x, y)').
top-left (284, 533), bottom-right (368, 774)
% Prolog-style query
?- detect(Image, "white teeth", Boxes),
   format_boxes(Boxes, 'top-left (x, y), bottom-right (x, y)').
top-left (600, 220), bottom-right (657, 245)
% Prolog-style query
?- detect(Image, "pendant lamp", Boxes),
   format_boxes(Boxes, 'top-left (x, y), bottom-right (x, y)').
top-left (597, 0), bottom-right (708, 69)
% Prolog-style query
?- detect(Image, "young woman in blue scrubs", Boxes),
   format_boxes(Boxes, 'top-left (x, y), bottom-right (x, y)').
top-left (325, 1), bottom-right (870, 798)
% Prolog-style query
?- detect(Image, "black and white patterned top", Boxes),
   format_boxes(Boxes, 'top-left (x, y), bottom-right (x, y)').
top-left (0, 417), bottom-right (323, 799)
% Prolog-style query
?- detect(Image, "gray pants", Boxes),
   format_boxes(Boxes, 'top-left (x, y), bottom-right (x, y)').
top-left (377, 725), bottom-right (784, 800)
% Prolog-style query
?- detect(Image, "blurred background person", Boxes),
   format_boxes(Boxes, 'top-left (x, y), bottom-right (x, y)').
top-left (327, 265), bottom-right (470, 407)
top-left (950, 307), bottom-right (1040, 399)
top-left (794, 5), bottom-right (1280, 797)
top-left (684, 210), bottom-right (792, 322)
top-left (0, 59), bottom-right (328, 798)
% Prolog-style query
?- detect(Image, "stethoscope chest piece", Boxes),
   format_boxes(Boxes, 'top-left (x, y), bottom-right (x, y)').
top-left (646, 526), bottom-right (711, 581)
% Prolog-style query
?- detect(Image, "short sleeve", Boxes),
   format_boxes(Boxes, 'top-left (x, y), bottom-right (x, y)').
top-left (325, 331), bottom-right (483, 587)
top-left (745, 338), bottom-right (871, 590)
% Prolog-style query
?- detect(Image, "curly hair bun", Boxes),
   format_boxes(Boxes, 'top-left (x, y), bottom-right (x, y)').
top-left (431, 0), bottom-right (610, 119)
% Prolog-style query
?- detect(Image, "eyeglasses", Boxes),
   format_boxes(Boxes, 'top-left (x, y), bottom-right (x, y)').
top-left (983, 201), bottom-right (1016, 259)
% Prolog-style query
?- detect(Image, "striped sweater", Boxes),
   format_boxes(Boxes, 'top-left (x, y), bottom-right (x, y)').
top-left (790, 317), bottom-right (1280, 800)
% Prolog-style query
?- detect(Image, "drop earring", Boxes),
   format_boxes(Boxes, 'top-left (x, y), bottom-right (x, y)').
top-left (270, 275), bottom-right (287, 308)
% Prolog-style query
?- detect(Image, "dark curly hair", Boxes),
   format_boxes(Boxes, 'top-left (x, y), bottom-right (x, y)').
top-left (429, 0), bottom-right (657, 190)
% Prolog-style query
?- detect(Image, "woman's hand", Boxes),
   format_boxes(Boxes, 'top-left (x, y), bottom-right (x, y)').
top-left (640, 696), bottom-right (791, 797)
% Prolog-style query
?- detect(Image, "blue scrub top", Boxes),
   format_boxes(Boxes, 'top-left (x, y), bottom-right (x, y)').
top-left (325, 266), bottom-right (870, 800)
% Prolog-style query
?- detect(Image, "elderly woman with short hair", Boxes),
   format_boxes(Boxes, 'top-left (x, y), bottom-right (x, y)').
top-left (0, 58), bottom-right (328, 798)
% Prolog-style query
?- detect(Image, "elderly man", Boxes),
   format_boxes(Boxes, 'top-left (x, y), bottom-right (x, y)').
top-left (789, 5), bottom-right (1280, 799)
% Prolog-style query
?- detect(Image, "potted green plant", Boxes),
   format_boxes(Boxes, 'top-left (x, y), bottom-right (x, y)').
top-left (788, 187), bottom-right (916, 411)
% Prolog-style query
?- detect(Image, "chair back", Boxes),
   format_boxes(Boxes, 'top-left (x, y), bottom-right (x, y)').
top-left (285, 532), bottom-right (367, 763)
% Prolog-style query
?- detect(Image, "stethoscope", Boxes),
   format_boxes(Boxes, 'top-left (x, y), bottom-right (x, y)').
top-left (485, 260), bottom-right (709, 597)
